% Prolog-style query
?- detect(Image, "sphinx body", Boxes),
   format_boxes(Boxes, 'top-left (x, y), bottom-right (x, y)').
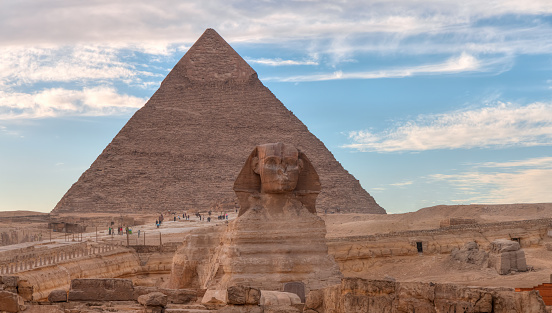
top-left (169, 143), bottom-right (342, 292)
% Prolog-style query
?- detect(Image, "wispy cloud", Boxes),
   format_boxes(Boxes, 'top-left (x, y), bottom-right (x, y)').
top-left (345, 102), bottom-right (552, 152)
top-left (390, 181), bottom-right (414, 187)
top-left (429, 157), bottom-right (552, 204)
top-left (246, 57), bottom-right (318, 66)
top-left (0, 87), bottom-right (147, 119)
top-left (264, 53), bottom-right (484, 82)
top-left (0, 45), bottom-right (162, 87)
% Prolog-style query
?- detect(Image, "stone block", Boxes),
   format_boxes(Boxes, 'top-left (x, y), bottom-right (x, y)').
top-left (134, 286), bottom-right (197, 304)
top-left (138, 292), bottom-right (168, 307)
top-left (227, 285), bottom-right (247, 305)
top-left (0, 290), bottom-right (24, 313)
top-left (17, 279), bottom-right (33, 301)
top-left (246, 287), bottom-right (261, 305)
top-left (47, 289), bottom-right (67, 303)
top-left (1, 276), bottom-right (18, 287)
top-left (68, 278), bottom-right (134, 301)
top-left (515, 250), bottom-right (527, 271)
top-left (260, 291), bottom-right (301, 306)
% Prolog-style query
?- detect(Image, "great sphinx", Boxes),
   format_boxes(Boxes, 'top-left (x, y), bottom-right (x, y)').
top-left (169, 143), bottom-right (342, 293)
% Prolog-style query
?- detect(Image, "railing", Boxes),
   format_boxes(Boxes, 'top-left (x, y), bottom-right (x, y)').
top-left (0, 242), bottom-right (124, 275)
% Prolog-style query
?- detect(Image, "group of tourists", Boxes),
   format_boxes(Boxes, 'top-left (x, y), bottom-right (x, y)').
top-left (108, 226), bottom-right (132, 235)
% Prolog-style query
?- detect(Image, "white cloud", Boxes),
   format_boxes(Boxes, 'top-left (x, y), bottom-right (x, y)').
top-left (389, 181), bottom-right (414, 187)
top-left (0, 45), bottom-right (161, 87)
top-left (265, 53), bottom-right (483, 82)
top-left (0, 87), bottom-right (147, 119)
top-left (246, 57), bottom-right (319, 66)
top-left (429, 157), bottom-right (552, 204)
top-left (345, 102), bottom-right (552, 152)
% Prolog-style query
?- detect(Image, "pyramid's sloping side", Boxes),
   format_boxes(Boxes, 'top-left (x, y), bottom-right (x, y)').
top-left (52, 29), bottom-right (385, 214)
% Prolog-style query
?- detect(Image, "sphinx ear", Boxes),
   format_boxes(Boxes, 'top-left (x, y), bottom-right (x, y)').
top-left (297, 159), bottom-right (304, 172)
top-left (252, 157), bottom-right (260, 174)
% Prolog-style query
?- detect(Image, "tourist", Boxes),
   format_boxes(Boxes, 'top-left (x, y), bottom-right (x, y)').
top-left (155, 219), bottom-right (158, 226)
top-left (137, 229), bottom-right (140, 237)
top-left (207, 217), bottom-right (211, 222)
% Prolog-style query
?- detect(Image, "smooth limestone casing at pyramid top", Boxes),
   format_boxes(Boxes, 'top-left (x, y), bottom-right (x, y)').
top-left (52, 29), bottom-right (385, 215)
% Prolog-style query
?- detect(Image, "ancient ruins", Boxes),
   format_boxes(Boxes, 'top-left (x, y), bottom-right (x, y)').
top-left (52, 28), bottom-right (384, 216)
top-left (169, 143), bottom-right (342, 292)
top-left (2, 29), bottom-right (552, 312)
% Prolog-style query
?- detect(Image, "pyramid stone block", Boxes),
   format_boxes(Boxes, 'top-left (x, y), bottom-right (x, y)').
top-left (52, 29), bottom-right (385, 215)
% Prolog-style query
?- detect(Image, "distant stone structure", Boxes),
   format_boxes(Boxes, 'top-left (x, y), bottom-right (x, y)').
top-left (440, 218), bottom-right (477, 228)
top-left (489, 239), bottom-right (527, 275)
top-left (51, 28), bottom-right (385, 215)
top-left (169, 143), bottom-right (342, 293)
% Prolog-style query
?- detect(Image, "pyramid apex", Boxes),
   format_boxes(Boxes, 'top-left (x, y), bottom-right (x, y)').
top-left (162, 29), bottom-right (257, 85)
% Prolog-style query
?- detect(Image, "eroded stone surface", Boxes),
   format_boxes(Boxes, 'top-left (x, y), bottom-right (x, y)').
top-left (170, 144), bottom-right (342, 293)
top-left (137, 292), bottom-right (168, 307)
top-left (311, 277), bottom-right (546, 313)
top-left (47, 289), bottom-right (67, 303)
top-left (0, 290), bottom-right (24, 313)
top-left (68, 278), bottom-right (134, 301)
top-left (489, 239), bottom-right (527, 275)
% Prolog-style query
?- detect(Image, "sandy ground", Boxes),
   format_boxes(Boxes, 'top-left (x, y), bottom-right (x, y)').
top-left (2, 203), bottom-right (552, 290)
top-left (323, 203), bottom-right (552, 238)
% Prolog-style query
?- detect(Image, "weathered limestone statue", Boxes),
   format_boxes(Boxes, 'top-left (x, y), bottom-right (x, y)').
top-left (169, 143), bottom-right (342, 294)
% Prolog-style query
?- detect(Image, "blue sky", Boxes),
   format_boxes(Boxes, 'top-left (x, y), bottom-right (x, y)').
top-left (1, 1), bottom-right (552, 213)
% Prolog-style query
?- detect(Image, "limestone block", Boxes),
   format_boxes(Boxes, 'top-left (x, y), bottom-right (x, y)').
top-left (217, 305), bottom-right (263, 313)
top-left (138, 292), bottom-right (168, 307)
top-left (260, 291), bottom-right (301, 306)
top-left (47, 289), bottom-right (67, 303)
top-left (491, 239), bottom-right (520, 253)
top-left (515, 250), bottom-right (527, 272)
top-left (0, 290), bottom-right (24, 313)
top-left (304, 289), bottom-right (323, 311)
top-left (263, 305), bottom-right (301, 313)
top-left (1, 276), bottom-right (18, 288)
top-left (133, 286), bottom-right (197, 304)
top-left (202, 289), bottom-right (228, 310)
top-left (17, 279), bottom-right (33, 301)
top-left (227, 285), bottom-right (247, 305)
top-left (68, 278), bottom-right (134, 301)
top-left (246, 287), bottom-right (261, 305)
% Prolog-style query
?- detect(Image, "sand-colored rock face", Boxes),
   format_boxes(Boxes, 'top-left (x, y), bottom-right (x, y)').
top-left (52, 28), bottom-right (384, 215)
top-left (169, 144), bottom-right (342, 292)
top-left (306, 277), bottom-right (547, 313)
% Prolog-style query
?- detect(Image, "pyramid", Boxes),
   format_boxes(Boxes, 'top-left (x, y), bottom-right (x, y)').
top-left (52, 29), bottom-right (385, 215)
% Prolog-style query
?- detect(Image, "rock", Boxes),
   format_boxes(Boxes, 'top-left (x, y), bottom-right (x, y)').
top-left (450, 241), bottom-right (488, 265)
top-left (68, 278), bottom-right (134, 301)
top-left (133, 286), bottom-right (197, 304)
top-left (491, 239), bottom-right (521, 253)
top-left (201, 289), bottom-right (227, 310)
top-left (260, 291), bottom-right (301, 306)
top-left (47, 289), bottom-right (67, 303)
top-left (488, 240), bottom-right (527, 274)
top-left (304, 289), bottom-right (323, 311)
top-left (217, 305), bottom-right (263, 313)
top-left (246, 287), bottom-right (261, 305)
top-left (227, 285), bottom-right (247, 305)
top-left (0, 290), bottom-right (24, 313)
top-left (309, 277), bottom-right (546, 313)
top-left (138, 292), bottom-right (168, 307)
top-left (171, 144), bottom-right (342, 292)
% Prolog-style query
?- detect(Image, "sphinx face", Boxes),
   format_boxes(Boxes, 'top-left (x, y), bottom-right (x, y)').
top-left (253, 143), bottom-right (303, 194)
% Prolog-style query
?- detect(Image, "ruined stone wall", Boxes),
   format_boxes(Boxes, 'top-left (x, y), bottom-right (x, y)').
top-left (305, 277), bottom-right (546, 313)
top-left (13, 248), bottom-right (141, 301)
top-left (328, 219), bottom-right (550, 275)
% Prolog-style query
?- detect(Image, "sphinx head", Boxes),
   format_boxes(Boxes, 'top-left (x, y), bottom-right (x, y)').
top-left (251, 143), bottom-right (303, 193)
top-left (234, 143), bottom-right (321, 216)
